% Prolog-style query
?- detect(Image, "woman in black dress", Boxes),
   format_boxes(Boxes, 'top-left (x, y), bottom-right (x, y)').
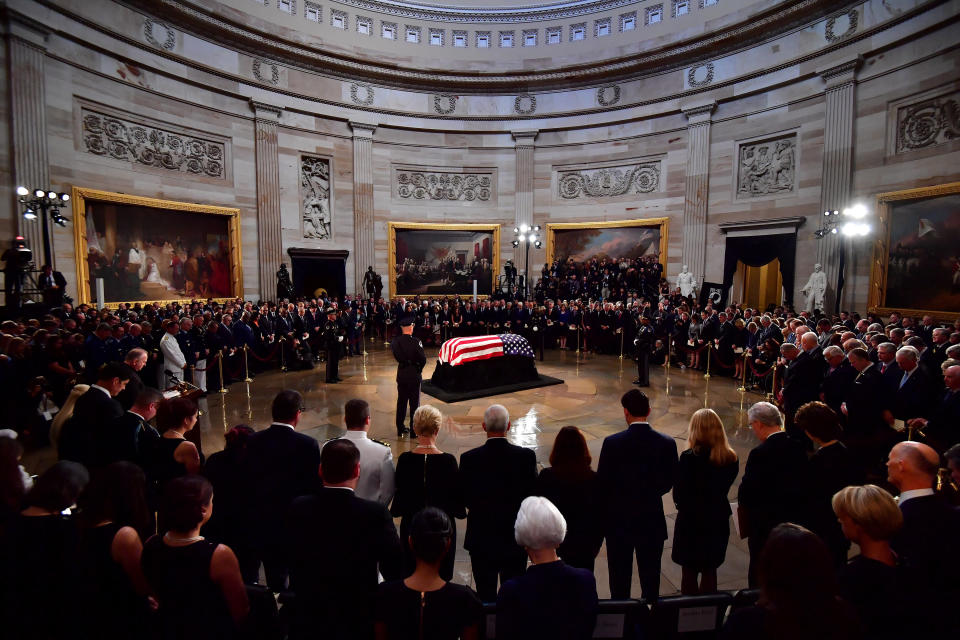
top-left (391, 404), bottom-right (464, 580)
top-left (374, 507), bottom-right (481, 640)
top-left (536, 426), bottom-right (603, 572)
top-left (147, 395), bottom-right (203, 497)
top-left (78, 461), bottom-right (154, 639)
top-left (672, 408), bottom-right (739, 594)
top-left (141, 475), bottom-right (249, 640)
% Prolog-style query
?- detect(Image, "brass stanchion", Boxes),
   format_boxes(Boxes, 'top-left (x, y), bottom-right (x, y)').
top-left (280, 338), bottom-right (287, 372)
top-left (575, 325), bottom-right (581, 355)
top-left (243, 345), bottom-right (253, 383)
top-left (767, 363), bottom-right (777, 402)
top-left (737, 351), bottom-right (748, 392)
top-left (217, 351), bottom-right (227, 394)
top-left (665, 337), bottom-right (672, 369)
top-left (618, 329), bottom-right (624, 360)
top-left (704, 346), bottom-right (712, 380)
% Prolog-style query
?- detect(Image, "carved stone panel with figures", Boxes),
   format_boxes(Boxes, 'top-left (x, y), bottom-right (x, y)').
top-left (556, 160), bottom-right (662, 200)
top-left (735, 133), bottom-right (797, 200)
top-left (392, 166), bottom-right (496, 205)
top-left (300, 154), bottom-right (332, 240)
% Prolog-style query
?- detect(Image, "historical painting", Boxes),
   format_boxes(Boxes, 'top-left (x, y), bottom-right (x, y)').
top-left (388, 223), bottom-right (500, 297)
top-left (546, 218), bottom-right (668, 270)
top-left (869, 182), bottom-right (960, 319)
top-left (72, 188), bottom-right (242, 305)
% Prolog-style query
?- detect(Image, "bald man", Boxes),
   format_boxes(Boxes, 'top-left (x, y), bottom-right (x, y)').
top-left (779, 332), bottom-right (826, 441)
top-left (887, 442), bottom-right (960, 631)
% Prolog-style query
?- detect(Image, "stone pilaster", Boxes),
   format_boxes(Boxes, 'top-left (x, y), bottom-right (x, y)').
top-left (681, 101), bottom-right (715, 286)
top-left (816, 57), bottom-right (861, 312)
top-left (251, 101), bottom-right (284, 300)
top-left (6, 16), bottom-right (50, 266)
top-left (350, 121), bottom-right (376, 295)
top-left (512, 130), bottom-right (538, 284)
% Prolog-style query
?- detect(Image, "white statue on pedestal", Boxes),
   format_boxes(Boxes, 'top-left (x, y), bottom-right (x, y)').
top-left (676, 265), bottom-right (697, 298)
top-left (800, 263), bottom-right (828, 312)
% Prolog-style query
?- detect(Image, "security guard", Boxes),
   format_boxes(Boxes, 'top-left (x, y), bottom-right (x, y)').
top-left (633, 315), bottom-right (654, 386)
top-left (322, 308), bottom-right (344, 383)
top-left (391, 315), bottom-right (426, 437)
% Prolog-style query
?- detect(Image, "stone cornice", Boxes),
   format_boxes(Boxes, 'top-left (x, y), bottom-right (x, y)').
top-left (682, 100), bottom-right (716, 124)
top-left (818, 55), bottom-right (863, 89)
top-left (331, 0), bottom-right (638, 24)
top-left (349, 121), bottom-right (378, 137)
top-left (250, 100), bottom-right (284, 120)
top-left (718, 216), bottom-right (807, 234)
top-left (512, 129), bottom-right (539, 147)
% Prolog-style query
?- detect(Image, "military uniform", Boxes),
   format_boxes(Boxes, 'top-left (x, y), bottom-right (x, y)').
top-left (391, 318), bottom-right (426, 437)
top-left (322, 310), bottom-right (344, 383)
top-left (634, 320), bottom-right (654, 386)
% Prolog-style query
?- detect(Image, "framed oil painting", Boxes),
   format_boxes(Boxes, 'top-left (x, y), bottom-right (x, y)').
top-left (868, 182), bottom-right (960, 320)
top-left (545, 217), bottom-right (669, 269)
top-left (388, 222), bottom-right (500, 297)
top-left (72, 187), bottom-right (242, 306)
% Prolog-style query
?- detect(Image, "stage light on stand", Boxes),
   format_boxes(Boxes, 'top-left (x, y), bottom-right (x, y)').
top-left (34, 189), bottom-right (45, 198)
top-left (60, 193), bottom-right (70, 202)
top-left (17, 185), bottom-right (72, 267)
top-left (23, 209), bottom-right (37, 221)
top-left (16, 186), bottom-right (29, 196)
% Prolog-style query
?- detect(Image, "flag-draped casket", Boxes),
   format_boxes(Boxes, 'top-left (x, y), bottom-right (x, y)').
top-left (430, 334), bottom-right (540, 392)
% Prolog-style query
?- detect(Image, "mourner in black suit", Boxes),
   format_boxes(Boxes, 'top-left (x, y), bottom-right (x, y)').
top-left (820, 346), bottom-right (856, 418)
top-left (876, 343), bottom-right (902, 393)
top-left (285, 439), bottom-right (402, 640)
top-left (243, 390), bottom-right (321, 591)
top-left (890, 347), bottom-right (933, 422)
top-left (39, 264), bottom-right (67, 308)
top-left (737, 401), bottom-right (811, 586)
top-left (597, 389), bottom-right (678, 600)
top-left (58, 362), bottom-right (129, 466)
top-left (779, 333), bottom-right (825, 439)
top-left (390, 315), bottom-right (426, 437)
top-left (114, 348), bottom-right (149, 411)
top-left (99, 387), bottom-right (163, 468)
top-left (911, 365), bottom-right (960, 451)
top-left (459, 404), bottom-right (538, 602)
top-left (842, 349), bottom-right (895, 477)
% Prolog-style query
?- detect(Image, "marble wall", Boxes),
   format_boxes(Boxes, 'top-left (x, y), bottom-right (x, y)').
top-left (1, 0), bottom-right (959, 315)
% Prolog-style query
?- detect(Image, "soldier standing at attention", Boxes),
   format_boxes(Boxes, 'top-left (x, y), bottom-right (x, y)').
top-left (634, 315), bottom-right (654, 386)
top-left (391, 315), bottom-right (426, 438)
top-left (323, 307), bottom-right (344, 383)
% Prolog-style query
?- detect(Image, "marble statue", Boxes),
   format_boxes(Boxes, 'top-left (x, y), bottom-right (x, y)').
top-left (676, 265), bottom-right (697, 298)
top-left (800, 263), bottom-right (828, 312)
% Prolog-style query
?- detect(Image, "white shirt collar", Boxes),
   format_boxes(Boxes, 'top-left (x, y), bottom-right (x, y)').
top-left (91, 384), bottom-right (112, 398)
top-left (129, 411), bottom-right (146, 421)
top-left (342, 430), bottom-right (368, 440)
top-left (271, 422), bottom-right (296, 430)
top-left (898, 488), bottom-right (934, 505)
top-left (860, 362), bottom-right (874, 373)
top-left (324, 485), bottom-right (354, 492)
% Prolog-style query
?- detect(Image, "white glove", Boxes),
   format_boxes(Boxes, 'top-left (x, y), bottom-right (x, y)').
top-left (337, 336), bottom-right (343, 342)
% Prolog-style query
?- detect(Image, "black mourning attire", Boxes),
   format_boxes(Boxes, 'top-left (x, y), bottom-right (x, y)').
top-left (536, 467), bottom-right (603, 572)
top-left (374, 581), bottom-right (482, 640)
top-left (390, 329), bottom-right (426, 437)
top-left (322, 314), bottom-right (343, 383)
top-left (634, 322), bottom-right (653, 386)
top-left (671, 448), bottom-right (739, 570)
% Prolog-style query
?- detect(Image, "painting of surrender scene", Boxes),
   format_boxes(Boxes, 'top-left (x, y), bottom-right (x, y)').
top-left (390, 223), bottom-right (500, 297)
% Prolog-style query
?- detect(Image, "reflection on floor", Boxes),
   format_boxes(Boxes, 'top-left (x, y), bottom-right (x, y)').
top-left (31, 341), bottom-right (761, 598)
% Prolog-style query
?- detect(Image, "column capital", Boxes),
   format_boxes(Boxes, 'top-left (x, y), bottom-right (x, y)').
top-left (250, 100), bottom-right (283, 121)
top-left (818, 56), bottom-right (862, 89)
top-left (349, 121), bottom-right (377, 138)
top-left (681, 100), bottom-right (716, 125)
top-left (511, 129), bottom-right (539, 147)
top-left (5, 12), bottom-right (51, 50)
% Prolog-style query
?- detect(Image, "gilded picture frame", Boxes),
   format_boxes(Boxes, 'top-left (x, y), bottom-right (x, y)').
top-left (72, 187), bottom-right (243, 307)
top-left (868, 181), bottom-right (960, 321)
top-left (388, 222), bottom-right (501, 298)
top-left (545, 217), bottom-right (669, 270)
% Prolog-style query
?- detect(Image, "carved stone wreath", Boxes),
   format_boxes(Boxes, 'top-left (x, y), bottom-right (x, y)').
top-left (897, 96), bottom-right (960, 153)
top-left (81, 109), bottom-right (225, 178)
top-left (825, 9), bottom-right (858, 43)
top-left (143, 18), bottom-right (176, 50)
top-left (252, 60), bottom-right (280, 85)
top-left (597, 85), bottom-right (622, 107)
top-left (514, 95), bottom-right (537, 115)
top-left (558, 162), bottom-right (661, 199)
top-left (351, 83), bottom-right (375, 106)
top-left (433, 94), bottom-right (458, 115)
top-left (397, 171), bottom-right (492, 201)
top-left (687, 62), bottom-right (715, 88)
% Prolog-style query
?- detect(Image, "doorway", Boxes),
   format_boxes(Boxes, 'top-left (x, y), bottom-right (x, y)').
top-left (287, 248), bottom-right (348, 300)
top-left (735, 258), bottom-right (782, 312)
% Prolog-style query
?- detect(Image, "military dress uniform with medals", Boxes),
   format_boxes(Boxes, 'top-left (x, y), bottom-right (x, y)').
top-left (634, 319), bottom-right (654, 386)
top-left (322, 310), bottom-right (344, 383)
top-left (391, 316), bottom-right (426, 437)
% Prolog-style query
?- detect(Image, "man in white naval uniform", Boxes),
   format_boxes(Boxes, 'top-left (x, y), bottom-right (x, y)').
top-left (327, 398), bottom-right (395, 506)
top-left (159, 319), bottom-right (187, 389)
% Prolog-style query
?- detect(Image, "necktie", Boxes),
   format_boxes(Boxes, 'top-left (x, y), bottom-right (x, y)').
top-left (899, 372), bottom-right (908, 389)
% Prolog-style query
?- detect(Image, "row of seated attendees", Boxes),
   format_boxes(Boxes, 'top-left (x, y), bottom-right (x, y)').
top-left (2, 385), bottom-right (959, 638)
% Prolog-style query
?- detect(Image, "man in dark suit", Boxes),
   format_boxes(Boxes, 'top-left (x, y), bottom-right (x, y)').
top-left (244, 390), bottom-right (321, 591)
top-left (58, 362), bottom-right (130, 466)
top-left (285, 439), bottom-right (402, 640)
top-left (891, 346), bottom-right (933, 424)
top-left (842, 348), bottom-right (895, 477)
top-left (876, 342), bottom-right (902, 393)
top-left (99, 387), bottom-right (162, 467)
top-left (820, 345), bottom-right (856, 418)
top-left (887, 441), bottom-right (960, 633)
top-left (114, 347), bottom-right (149, 411)
top-left (778, 332), bottom-right (825, 439)
top-left (738, 401), bottom-right (811, 586)
top-left (909, 364), bottom-right (960, 451)
top-left (459, 404), bottom-right (537, 601)
top-left (39, 263), bottom-right (67, 308)
top-left (597, 389), bottom-right (678, 600)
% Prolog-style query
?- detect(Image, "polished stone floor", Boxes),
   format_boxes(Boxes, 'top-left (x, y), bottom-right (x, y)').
top-left (200, 340), bottom-right (758, 598)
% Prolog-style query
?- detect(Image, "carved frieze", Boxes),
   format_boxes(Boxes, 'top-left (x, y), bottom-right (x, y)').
top-left (895, 91), bottom-right (960, 154)
top-left (557, 161), bottom-right (661, 199)
top-left (252, 59), bottom-right (280, 85)
top-left (80, 106), bottom-right (225, 179)
top-left (143, 18), bottom-right (176, 50)
top-left (301, 155), bottom-right (332, 240)
top-left (736, 134), bottom-right (796, 199)
top-left (396, 170), bottom-right (492, 202)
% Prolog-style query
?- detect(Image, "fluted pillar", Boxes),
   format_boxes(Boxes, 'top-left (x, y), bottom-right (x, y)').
top-left (251, 101), bottom-right (284, 299)
top-left (6, 17), bottom-right (50, 266)
top-left (350, 121), bottom-right (376, 295)
top-left (681, 101), bottom-right (716, 287)
top-left (512, 130), bottom-right (538, 285)
top-left (816, 57), bottom-right (861, 313)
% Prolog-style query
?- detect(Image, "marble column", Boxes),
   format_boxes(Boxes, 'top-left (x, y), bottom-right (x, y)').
top-left (512, 130), bottom-right (538, 284)
top-left (816, 57), bottom-right (861, 313)
top-left (6, 17), bottom-right (50, 266)
top-left (681, 101), bottom-right (716, 287)
top-left (350, 122), bottom-right (376, 296)
top-left (251, 101), bottom-right (284, 300)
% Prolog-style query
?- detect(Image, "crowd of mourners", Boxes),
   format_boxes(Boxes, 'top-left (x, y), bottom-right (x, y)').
top-left (0, 256), bottom-right (959, 640)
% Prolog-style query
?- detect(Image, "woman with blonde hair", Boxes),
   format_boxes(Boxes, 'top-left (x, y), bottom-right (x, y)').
top-left (49, 383), bottom-right (90, 448)
top-left (672, 408), bottom-right (739, 594)
top-left (390, 404), bottom-right (464, 580)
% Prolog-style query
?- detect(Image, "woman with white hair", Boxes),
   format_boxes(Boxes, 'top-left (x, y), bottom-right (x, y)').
top-left (496, 496), bottom-right (598, 640)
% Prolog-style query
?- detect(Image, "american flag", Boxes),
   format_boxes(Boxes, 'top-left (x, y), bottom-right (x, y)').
top-left (438, 334), bottom-right (535, 366)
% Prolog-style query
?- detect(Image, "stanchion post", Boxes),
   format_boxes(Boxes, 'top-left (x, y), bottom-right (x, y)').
top-left (767, 363), bottom-right (777, 402)
top-left (704, 346), bottom-right (712, 380)
top-left (280, 337), bottom-right (287, 372)
top-left (665, 337), bottom-right (671, 369)
top-left (243, 345), bottom-right (253, 383)
top-left (217, 351), bottom-right (227, 394)
top-left (618, 329), bottom-right (624, 360)
top-left (737, 351), bottom-right (747, 392)
top-left (575, 324), bottom-right (581, 355)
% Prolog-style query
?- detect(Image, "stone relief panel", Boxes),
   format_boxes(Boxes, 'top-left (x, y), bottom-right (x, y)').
top-left (143, 18), bottom-right (176, 50)
top-left (80, 105), bottom-right (227, 180)
top-left (300, 155), bottom-right (332, 240)
top-left (894, 90), bottom-right (960, 154)
top-left (394, 168), bottom-right (494, 203)
top-left (735, 134), bottom-right (796, 199)
top-left (557, 160), bottom-right (661, 199)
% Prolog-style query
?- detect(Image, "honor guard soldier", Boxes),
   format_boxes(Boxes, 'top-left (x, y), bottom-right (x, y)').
top-left (634, 316), bottom-right (654, 386)
top-left (391, 315), bottom-right (426, 437)
top-left (323, 308), bottom-right (344, 383)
